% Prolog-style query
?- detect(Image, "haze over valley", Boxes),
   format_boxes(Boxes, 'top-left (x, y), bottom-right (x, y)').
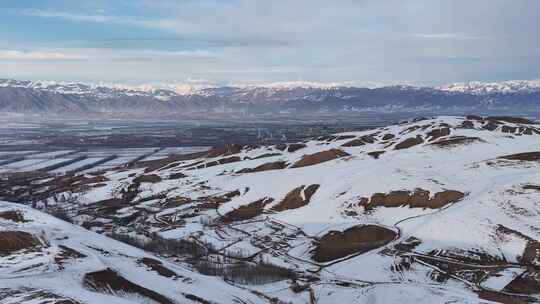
top-left (1, 1), bottom-right (540, 303)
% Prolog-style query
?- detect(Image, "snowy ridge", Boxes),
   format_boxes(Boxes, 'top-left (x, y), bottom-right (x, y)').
top-left (3, 115), bottom-right (540, 303)
top-left (1, 78), bottom-right (540, 114)
top-left (3, 78), bottom-right (540, 100)
top-left (439, 80), bottom-right (540, 94)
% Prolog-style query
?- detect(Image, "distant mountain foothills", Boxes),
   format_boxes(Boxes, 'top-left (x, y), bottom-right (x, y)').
top-left (1, 79), bottom-right (539, 116)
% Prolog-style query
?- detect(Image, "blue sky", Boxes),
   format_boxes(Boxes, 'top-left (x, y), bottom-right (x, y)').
top-left (1, 0), bottom-right (539, 86)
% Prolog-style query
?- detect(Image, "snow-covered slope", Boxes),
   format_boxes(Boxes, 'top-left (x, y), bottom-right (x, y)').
top-left (0, 201), bottom-right (264, 304)
top-left (2, 115), bottom-right (540, 303)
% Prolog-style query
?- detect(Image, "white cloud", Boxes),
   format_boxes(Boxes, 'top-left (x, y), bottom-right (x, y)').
top-left (0, 48), bottom-right (218, 61)
top-left (0, 50), bottom-right (88, 60)
top-left (22, 9), bottom-right (197, 34)
top-left (410, 33), bottom-right (489, 40)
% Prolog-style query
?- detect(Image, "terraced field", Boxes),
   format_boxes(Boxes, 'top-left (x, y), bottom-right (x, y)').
top-left (0, 147), bottom-right (209, 176)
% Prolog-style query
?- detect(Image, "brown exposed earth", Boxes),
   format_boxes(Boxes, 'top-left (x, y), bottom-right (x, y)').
top-left (487, 116), bottom-right (536, 124)
top-left (0, 288), bottom-right (81, 304)
top-left (499, 152), bottom-right (540, 162)
top-left (341, 135), bottom-right (377, 147)
top-left (394, 136), bottom-right (424, 150)
top-left (504, 270), bottom-right (540, 295)
top-left (496, 225), bottom-right (540, 268)
top-left (430, 136), bottom-right (483, 148)
top-left (237, 161), bottom-right (288, 174)
top-left (341, 138), bottom-right (366, 147)
top-left (83, 268), bottom-right (174, 304)
top-left (291, 149), bottom-right (349, 168)
top-left (522, 241), bottom-right (540, 267)
top-left (477, 289), bottom-right (533, 304)
top-left (523, 184), bottom-right (540, 191)
top-left (138, 151), bottom-right (208, 173)
top-left (426, 127), bottom-right (451, 141)
top-left (138, 257), bottom-right (178, 279)
top-left (271, 185), bottom-right (320, 212)
top-left (55, 245), bottom-right (86, 269)
top-left (362, 188), bottom-right (466, 211)
top-left (192, 156), bottom-right (242, 170)
top-left (168, 172), bottom-right (187, 180)
top-left (0, 210), bottom-right (28, 223)
top-left (222, 197), bottom-right (274, 222)
top-left (133, 174), bottom-right (162, 183)
top-left (313, 225), bottom-right (397, 263)
top-left (0, 231), bottom-right (41, 256)
top-left (367, 151), bottom-right (385, 159)
top-left (205, 144), bottom-right (244, 158)
top-left (287, 143), bottom-right (307, 153)
top-left (381, 133), bottom-right (395, 141)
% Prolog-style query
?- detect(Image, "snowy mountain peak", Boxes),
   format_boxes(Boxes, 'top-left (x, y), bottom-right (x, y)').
top-left (438, 80), bottom-right (540, 94)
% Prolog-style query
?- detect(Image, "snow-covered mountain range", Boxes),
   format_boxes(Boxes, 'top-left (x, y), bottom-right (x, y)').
top-left (1, 115), bottom-right (540, 303)
top-left (0, 78), bottom-right (539, 116)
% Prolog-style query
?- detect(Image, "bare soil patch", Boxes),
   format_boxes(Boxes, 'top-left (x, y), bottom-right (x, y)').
top-left (487, 116), bottom-right (535, 124)
top-left (237, 161), bottom-right (287, 174)
top-left (523, 184), bottom-right (540, 191)
top-left (133, 174), bottom-right (162, 183)
top-left (55, 245), bottom-right (86, 269)
top-left (461, 120), bottom-right (475, 129)
top-left (83, 268), bottom-right (174, 304)
top-left (139, 151), bottom-right (208, 172)
top-left (426, 127), bottom-right (451, 141)
top-left (341, 138), bottom-right (365, 147)
top-left (287, 143), bottom-right (307, 152)
top-left (168, 172), bottom-right (186, 180)
top-left (504, 270), bottom-right (540, 295)
top-left (341, 135), bottom-right (377, 147)
top-left (192, 156), bottom-right (242, 169)
top-left (394, 136), bottom-right (424, 150)
top-left (382, 133), bottom-right (395, 140)
top-left (0, 288), bottom-right (81, 304)
top-left (499, 152), bottom-right (540, 162)
top-left (362, 188), bottom-right (465, 211)
top-left (291, 149), bottom-right (349, 168)
top-left (477, 290), bottom-right (533, 304)
top-left (271, 185), bottom-right (320, 212)
top-left (0, 210), bottom-right (28, 223)
top-left (222, 197), bottom-right (274, 222)
top-left (367, 151), bottom-right (385, 159)
top-left (312, 225), bottom-right (396, 262)
top-left (138, 257), bottom-right (178, 279)
top-left (205, 144), bottom-right (244, 158)
top-left (522, 241), bottom-right (540, 267)
top-left (502, 125), bottom-right (518, 133)
top-left (430, 136), bottom-right (483, 148)
top-left (0, 231), bottom-right (41, 256)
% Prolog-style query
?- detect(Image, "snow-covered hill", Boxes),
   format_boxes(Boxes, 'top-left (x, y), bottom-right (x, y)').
top-left (2, 115), bottom-right (540, 303)
top-left (0, 201), bottom-right (264, 304)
